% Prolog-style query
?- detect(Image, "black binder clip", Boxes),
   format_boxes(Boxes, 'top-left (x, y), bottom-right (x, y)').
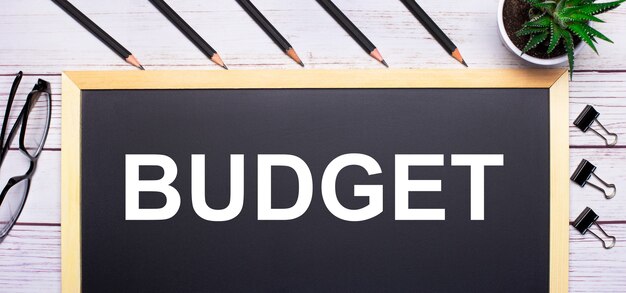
top-left (573, 207), bottom-right (616, 249)
top-left (571, 159), bottom-right (616, 199)
top-left (574, 105), bottom-right (618, 146)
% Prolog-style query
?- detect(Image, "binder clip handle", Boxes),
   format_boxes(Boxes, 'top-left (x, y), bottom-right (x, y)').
top-left (587, 173), bottom-right (617, 199)
top-left (589, 119), bottom-right (618, 147)
top-left (588, 224), bottom-right (616, 249)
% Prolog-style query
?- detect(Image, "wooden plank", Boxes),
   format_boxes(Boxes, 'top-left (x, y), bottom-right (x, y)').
top-left (570, 224), bottom-right (626, 292)
top-left (11, 148), bottom-right (626, 225)
top-left (0, 0), bottom-right (625, 73)
top-left (3, 71), bottom-right (626, 150)
top-left (60, 73), bottom-right (81, 293)
top-left (549, 72), bottom-right (569, 293)
top-left (64, 69), bottom-right (565, 89)
top-left (1, 224), bottom-right (625, 292)
top-left (0, 225), bottom-right (61, 293)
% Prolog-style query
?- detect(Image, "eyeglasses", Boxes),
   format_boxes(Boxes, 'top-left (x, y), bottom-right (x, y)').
top-left (0, 71), bottom-right (51, 241)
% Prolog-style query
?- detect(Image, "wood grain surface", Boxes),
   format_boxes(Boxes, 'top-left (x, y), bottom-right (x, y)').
top-left (1, 0), bottom-right (625, 292)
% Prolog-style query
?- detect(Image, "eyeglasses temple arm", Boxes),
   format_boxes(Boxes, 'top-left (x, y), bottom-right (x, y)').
top-left (0, 72), bottom-right (23, 156)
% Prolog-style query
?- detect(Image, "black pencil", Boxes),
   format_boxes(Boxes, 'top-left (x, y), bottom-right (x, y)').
top-left (400, 0), bottom-right (467, 67)
top-left (149, 0), bottom-right (227, 69)
top-left (51, 0), bottom-right (144, 70)
top-left (316, 0), bottom-right (388, 67)
top-left (236, 0), bottom-right (304, 67)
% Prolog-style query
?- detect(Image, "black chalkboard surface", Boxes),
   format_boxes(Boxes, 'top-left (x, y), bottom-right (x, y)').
top-left (61, 70), bottom-right (570, 293)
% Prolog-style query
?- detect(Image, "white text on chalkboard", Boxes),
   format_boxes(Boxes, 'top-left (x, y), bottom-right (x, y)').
top-left (124, 154), bottom-right (504, 222)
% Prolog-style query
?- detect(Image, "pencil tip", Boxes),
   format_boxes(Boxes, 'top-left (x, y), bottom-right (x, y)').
top-left (126, 55), bottom-right (144, 70)
top-left (211, 53), bottom-right (228, 70)
top-left (286, 48), bottom-right (304, 67)
top-left (451, 48), bottom-right (467, 67)
top-left (370, 49), bottom-right (388, 67)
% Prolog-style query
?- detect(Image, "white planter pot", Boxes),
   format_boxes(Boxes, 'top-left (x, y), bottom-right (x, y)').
top-left (497, 0), bottom-right (584, 66)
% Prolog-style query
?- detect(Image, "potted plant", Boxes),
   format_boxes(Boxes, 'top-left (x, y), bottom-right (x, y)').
top-left (498, 0), bottom-right (624, 77)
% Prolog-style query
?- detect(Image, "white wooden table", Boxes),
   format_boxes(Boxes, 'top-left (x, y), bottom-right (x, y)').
top-left (1, 0), bottom-right (625, 292)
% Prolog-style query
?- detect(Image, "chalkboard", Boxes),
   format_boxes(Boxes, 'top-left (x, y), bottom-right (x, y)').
top-left (61, 70), bottom-right (570, 293)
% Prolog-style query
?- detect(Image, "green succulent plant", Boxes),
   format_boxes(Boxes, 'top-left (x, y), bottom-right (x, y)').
top-left (516, 0), bottom-right (624, 78)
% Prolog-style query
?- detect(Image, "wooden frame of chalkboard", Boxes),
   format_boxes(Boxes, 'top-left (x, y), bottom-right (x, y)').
top-left (61, 69), bottom-right (569, 293)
